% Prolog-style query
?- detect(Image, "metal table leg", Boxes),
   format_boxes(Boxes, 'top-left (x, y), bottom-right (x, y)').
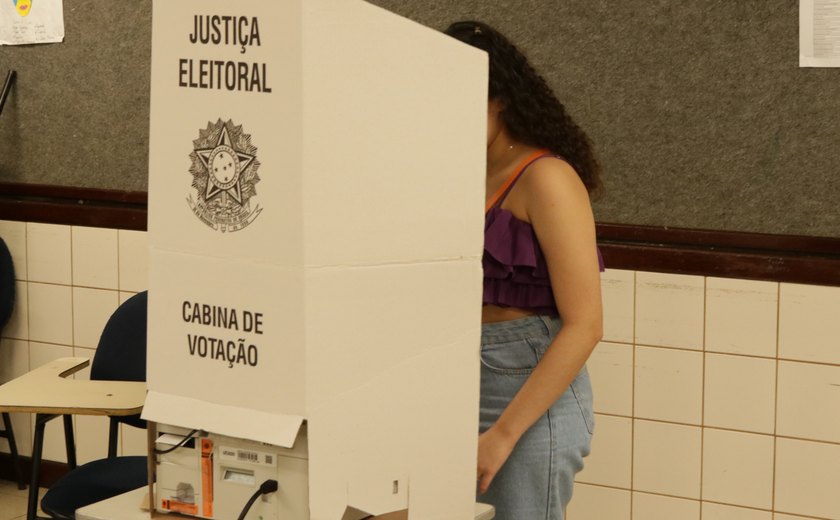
top-left (27, 413), bottom-right (57, 520)
top-left (62, 414), bottom-right (76, 470)
top-left (1, 412), bottom-right (25, 489)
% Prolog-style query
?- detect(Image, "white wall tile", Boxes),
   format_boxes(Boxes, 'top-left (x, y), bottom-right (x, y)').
top-left (0, 338), bottom-right (32, 456)
top-left (587, 341), bottom-right (633, 416)
top-left (566, 484), bottom-right (631, 520)
top-left (636, 272), bottom-right (704, 349)
top-left (26, 223), bottom-right (71, 285)
top-left (704, 353), bottom-right (776, 434)
top-left (68, 345), bottom-right (116, 464)
top-left (72, 226), bottom-right (118, 290)
top-left (705, 278), bottom-right (778, 358)
top-left (10, 221), bottom-right (840, 520)
top-left (28, 342), bottom-right (74, 463)
top-left (0, 220), bottom-right (27, 280)
top-left (702, 429), bottom-right (774, 509)
top-left (119, 291), bottom-right (138, 305)
top-left (702, 503), bottom-right (772, 520)
top-left (2, 281), bottom-right (28, 340)
top-left (71, 346), bottom-right (93, 373)
top-left (71, 348), bottom-right (93, 380)
top-left (601, 269), bottom-right (634, 344)
top-left (779, 283), bottom-right (840, 365)
top-left (27, 283), bottom-right (73, 346)
top-left (775, 437), bottom-right (840, 519)
top-left (777, 361), bottom-right (840, 444)
top-left (0, 411), bottom-right (32, 457)
top-left (118, 230), bottom-right (148, 292)
top-left (632, 492), bottom-right (700, 520)
top-left (32, 414), bottom-right (70, 464)
top-left (29, 342), bottom-right (73, 369)
top-left (72, 287), bottom-right (118, 349)
top-left (633, 420), bottom-right (702, 499)
top-left (75, 415), bottom-right (112, 465)
top-left (634, 346), bottom-right (703, 424)
top-left (576, 414), bottom-right (632, 488)
top-left (0, 338), bottom-right (29, 384)
top-left (121, 423), bottom-right (148, 456)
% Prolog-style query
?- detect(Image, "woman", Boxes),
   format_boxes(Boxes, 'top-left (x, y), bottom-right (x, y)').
top-left (445, 21), bottom-right (604, 520)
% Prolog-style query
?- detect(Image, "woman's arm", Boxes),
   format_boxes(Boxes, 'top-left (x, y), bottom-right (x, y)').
top-left (477, 157), bottom-right (603, 493)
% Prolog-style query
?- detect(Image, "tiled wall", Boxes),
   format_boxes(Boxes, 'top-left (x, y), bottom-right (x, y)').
top-left (568, 270), bottom-right (840, 520)
top-left (0, 220), bottom-right (149, 464)
top-left (2, 220), bottom-right (839, 520)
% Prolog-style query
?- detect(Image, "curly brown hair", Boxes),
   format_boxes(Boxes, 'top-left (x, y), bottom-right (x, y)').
top-left (445, 21), bottom-right (603, 199)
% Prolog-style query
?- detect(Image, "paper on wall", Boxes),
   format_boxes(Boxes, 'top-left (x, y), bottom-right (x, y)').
top-left (0, 0), bottom-right (64, 45)
top-left (800, 0), bottom-right (840, 66)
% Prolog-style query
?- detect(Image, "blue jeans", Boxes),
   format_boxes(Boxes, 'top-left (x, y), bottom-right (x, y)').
top-left (479, 315), bottom-right (594, 520)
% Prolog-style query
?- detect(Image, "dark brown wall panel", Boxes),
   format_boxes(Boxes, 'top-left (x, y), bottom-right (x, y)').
top-left (1, 184), bottom-right (838, 286)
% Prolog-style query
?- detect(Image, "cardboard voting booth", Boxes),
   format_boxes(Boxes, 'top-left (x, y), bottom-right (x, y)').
top-left (143, 0), bottom-right (488, 519)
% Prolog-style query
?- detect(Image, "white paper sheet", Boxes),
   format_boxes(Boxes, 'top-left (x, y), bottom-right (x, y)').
top-left (0, 0), bottom-right (64, 45)
top-left (800, 0), bottom-right (840, 66)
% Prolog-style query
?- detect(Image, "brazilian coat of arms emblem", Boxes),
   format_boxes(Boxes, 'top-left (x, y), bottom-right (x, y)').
top-left (187, 119), bottom-right (262, 232)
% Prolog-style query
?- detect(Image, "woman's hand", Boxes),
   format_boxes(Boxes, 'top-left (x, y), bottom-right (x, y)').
top-left (477, 426), bottom-right (518, 494)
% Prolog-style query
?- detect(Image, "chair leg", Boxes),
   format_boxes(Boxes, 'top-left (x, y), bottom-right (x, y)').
top-left (28, 414), bottom-right (53, 520)
top-left (1, 412), bottom-right (25, 490)
top-left (108, 417), bottom-right (119, 459)
top-left (62, 415), bottom-right (76, 470)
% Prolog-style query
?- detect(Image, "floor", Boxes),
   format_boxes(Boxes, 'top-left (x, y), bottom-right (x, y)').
top-left (0, 479), bottom-right (46, 520)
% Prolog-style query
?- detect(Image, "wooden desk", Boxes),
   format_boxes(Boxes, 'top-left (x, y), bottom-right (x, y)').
top-left (76, 486), bottom-right (495, 520)
top-left (0, 357), bottom-right (147, 520)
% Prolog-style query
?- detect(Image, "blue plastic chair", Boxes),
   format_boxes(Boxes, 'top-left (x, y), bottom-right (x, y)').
top-left (0, 236), bottom-right (25, 490)
top-left (39, 291), bottom-right (149, 519)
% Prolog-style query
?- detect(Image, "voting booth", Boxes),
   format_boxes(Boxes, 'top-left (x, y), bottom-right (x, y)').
top-left (143, 0), bottom-right (488, 518)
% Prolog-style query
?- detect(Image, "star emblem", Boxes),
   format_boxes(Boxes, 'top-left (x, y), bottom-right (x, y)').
top-left (194, 125), bottom-right (255, 205)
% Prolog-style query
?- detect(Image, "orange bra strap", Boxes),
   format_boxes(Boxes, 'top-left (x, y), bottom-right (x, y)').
top-left (485, 149), bottom-right (551, 213)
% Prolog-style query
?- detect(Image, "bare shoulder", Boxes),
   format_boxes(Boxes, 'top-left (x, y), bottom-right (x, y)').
top-left (516, 156), bottom-right (591, 213)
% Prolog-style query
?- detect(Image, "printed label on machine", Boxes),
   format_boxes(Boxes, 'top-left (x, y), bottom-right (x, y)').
top-left (220, 445), bottom-right (277, 467)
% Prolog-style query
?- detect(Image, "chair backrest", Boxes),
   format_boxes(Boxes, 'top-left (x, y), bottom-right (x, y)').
top-left (90, 291), bottom-right (147, 383)
top-left (0, 237), bottom-right (15, 332)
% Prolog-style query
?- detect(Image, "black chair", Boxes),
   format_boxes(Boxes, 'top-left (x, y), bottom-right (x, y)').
top-left (38, 291), bottom-right (149, 520)
top-left (0, 236), bottom-right (26, 490)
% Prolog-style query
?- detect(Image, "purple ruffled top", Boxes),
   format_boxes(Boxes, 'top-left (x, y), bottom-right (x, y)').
top-left (483, 206), bottom-right (605, 315)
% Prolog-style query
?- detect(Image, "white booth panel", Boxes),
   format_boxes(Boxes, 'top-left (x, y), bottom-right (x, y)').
top-left (148, 0), bottom-right (304, 266)
top-left (301, 0), bottom-right (487, 268)
top-left (145, 249), bottom-right (307, 423)
top-left (304, 259), bottom-right (482, 408)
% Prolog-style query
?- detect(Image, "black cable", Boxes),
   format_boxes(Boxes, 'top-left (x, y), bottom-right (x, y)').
top-left (0, 70), bottom-right (15, 118)
top-left (154, 429), bottom-right (201, 455)
top-left (237, 479), bottom-right (279, 520)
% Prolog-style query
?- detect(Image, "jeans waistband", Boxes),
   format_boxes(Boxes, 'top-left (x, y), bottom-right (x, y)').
top-left (481, 315), bottom-right (562, 344)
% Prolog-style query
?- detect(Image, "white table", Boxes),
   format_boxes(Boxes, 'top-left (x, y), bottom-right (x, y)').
top-left (77, 486), bottom-right (495, 520)
top-left (0, 357), bottom-right (147, 520)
